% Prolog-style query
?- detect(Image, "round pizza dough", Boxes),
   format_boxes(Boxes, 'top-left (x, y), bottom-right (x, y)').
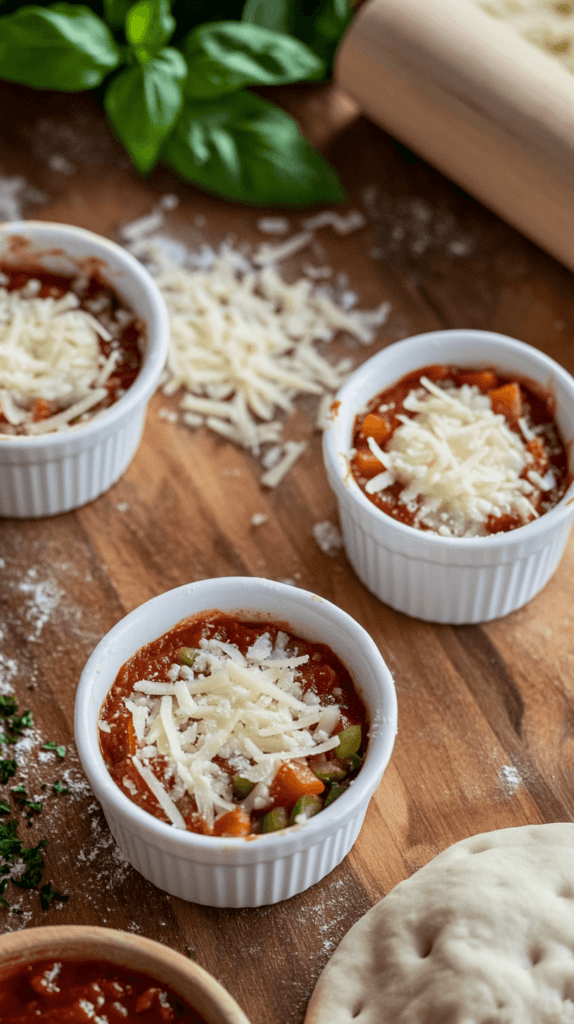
top-left (305, 824), bottom-right (574, 1024)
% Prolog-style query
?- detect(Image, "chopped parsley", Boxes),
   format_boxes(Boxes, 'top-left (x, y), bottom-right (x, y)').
top-left (43, 742), bottom-right (66, 759)
top-left (40, 883), bottom-right (68, 910)
top-left (0, 696), bottom-right (68, 912)
top-left (0, 759), bottom-right (16, 784)
top-left (0, 697), bottom-right (33, 744)
top-left (11, 784), bottom-right (43, 821)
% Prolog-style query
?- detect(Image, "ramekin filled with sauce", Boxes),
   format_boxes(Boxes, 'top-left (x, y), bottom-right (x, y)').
top-left (323, 329), bottom-right (574, 623)
top-left (74, 577), bottom-right (397, 907)
top-left (0, 925), bottom-right (251, 1024)
top-left (0, 222), bottom-right (168, 517)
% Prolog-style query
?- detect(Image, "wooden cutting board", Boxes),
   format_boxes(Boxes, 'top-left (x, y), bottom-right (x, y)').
top-left (0, 68), bottom-right (574, 1024)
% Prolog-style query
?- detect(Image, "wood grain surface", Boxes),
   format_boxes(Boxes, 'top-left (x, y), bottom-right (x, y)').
top-left (1, 73), bottom-right (574, 1024)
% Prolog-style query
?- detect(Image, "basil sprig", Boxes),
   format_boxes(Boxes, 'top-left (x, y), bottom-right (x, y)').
top-left (182, 21), bottom-right (324, 99)
top-left (0, 3), bottom-right (121, 90)
top-left (242, 0), bottom-right (353, 75)
top-left (105, 47), bottom-right (187, 172)
top-left (164, 90), bottom-right (345, 206)
top-left (0, 0), bottom-right (351, 206)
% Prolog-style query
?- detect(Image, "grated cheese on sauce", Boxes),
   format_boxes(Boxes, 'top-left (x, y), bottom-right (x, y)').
top-left (121, 634), bottom-right (342, 831)
top-left (0, 276), bottom-right (137, 435)
top-left (362, 376), bottom-right (547, 536)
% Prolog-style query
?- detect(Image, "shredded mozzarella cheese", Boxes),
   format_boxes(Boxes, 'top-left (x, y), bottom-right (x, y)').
top-left (122, 633), bottom-right (341, 831)
top-left (131, 238), bottom-right (390, 475)
top-left (362, 376), bottom-right (543, 536)
top-left (0, 280), bottom-right (134, 435)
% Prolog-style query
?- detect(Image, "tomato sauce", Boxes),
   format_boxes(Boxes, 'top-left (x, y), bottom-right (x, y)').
top-left (0, 264), bottom-right (143, 433)
top-left (351, 364), bottom-right (571, 535)
top-left (100, 613), bottom-right (368, 836)
top-left (0, 959), bottom-right (205, 1023)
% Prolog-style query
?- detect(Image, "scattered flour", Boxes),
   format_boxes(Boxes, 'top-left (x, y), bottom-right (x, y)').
top-left (312, 520), bottom-right (344, 555)
top-left (498, 763), bottom-right (522, 793)
top-left (363, 188), bottom-right (476, 268)
top-left (0, 175), bottom-right (47, 221)
top-left (18, 569), bottom-right (64, 642)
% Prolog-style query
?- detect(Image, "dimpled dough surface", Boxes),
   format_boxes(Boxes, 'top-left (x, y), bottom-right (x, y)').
top-left (306, 824), bottom-right (574, 1024)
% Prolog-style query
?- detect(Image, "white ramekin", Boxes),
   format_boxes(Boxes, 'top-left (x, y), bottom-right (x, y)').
top-left (74, 577), bottom-right (397, 908)
top-left (0, 925), bottom-right (252, 1024)
top-left (323, 329), bottom-right (574, 624)
top-left (0, 221), bottom-right (169, 518)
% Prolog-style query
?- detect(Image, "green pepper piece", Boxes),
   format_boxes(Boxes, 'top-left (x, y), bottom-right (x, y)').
top-left (336, 725), bottom-right (362, 760)
top-left (344, 753), bottom-right (363, 774)
top-left (289, 793), bottom-right (323, 825)
top-left (325, 782), bottom-right (346, 807)
top-left (312, 760), bottom-right (347, 784)
top-left (261, 807), bottom-right (288, 833)
top-left (232, 776), bottom-right (255, 800)
top-left (177, 647), bottom-right (197, 667)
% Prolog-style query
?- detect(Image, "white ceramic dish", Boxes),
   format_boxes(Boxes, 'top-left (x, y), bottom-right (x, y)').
top-left (0, 221), bottom-right (168, 518)
top-left (0, 925), bottom-right (252, 1024)
top-left (74, 576), bottom-right (397, 908)
top-left (323, 329), bottom-right (574, 624)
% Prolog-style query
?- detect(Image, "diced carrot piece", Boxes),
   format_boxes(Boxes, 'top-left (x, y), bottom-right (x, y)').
top-left (457, 370), bottom-right (498, 391)
top-left (488, 382), bottom-right (522, 420)
top-left (32, 398), bottom-right (53, 422)
top-left (527, 437), bottom-right (548, 473)
top-left (270, 761), bottom-right (324, 809)
top-left (361, 412), bottom-right (391, 445)
top-left (424, 365), bottom-right (451, 382)
top-left (354, 448), bottom-right (384, 478)
top-left (212, 806), bottom-right (251, 837)
top-left (127, 717), bottom-right (137, 756)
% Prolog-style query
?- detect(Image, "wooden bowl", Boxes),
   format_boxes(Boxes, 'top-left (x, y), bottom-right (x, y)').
top-left (0, 925), bottom-right (251, 1024)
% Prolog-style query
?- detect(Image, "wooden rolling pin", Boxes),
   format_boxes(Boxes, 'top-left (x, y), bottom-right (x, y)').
top-left (335, 0), bottom-right (574, 272)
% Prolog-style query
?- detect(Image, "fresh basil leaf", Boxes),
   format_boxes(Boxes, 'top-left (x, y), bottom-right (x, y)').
top-left (182, 20), bottom-right (323, 99)
top-left (105, 46), bottom-right (186, 172)
top-left (242, 0), bottom-right (352, 74)
top-left (162, 90), bottom-right (345, 206)
top-left (126, 0), bottom-right (174, 62)
top-left (103, 0), bottom-right (131, 30)
top-left (0, 3), bottom-right (121, 90)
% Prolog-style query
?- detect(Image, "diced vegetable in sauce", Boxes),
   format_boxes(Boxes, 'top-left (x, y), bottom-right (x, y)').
top-left (99, 613), bottom-right (368, 838)
top-left (351, 364), bottom-right (571, 537)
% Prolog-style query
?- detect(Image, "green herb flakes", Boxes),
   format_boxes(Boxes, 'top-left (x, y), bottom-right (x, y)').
top-left (0, 696), bottom-right (68, 913)
top-left (43, 742), bottom-right (66, 759)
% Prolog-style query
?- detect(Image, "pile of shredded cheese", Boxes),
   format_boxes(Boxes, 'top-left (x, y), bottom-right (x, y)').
top-left (150, 250), bottom-right (388, 455)
top-left (363, 377), bottom-right (555, 536)
top-left (104, 631), bottom-right (342, 831)
top-left (0, 275), bottom-right (128, 435)
top-left (127, 223), bottom-right (390, 485)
